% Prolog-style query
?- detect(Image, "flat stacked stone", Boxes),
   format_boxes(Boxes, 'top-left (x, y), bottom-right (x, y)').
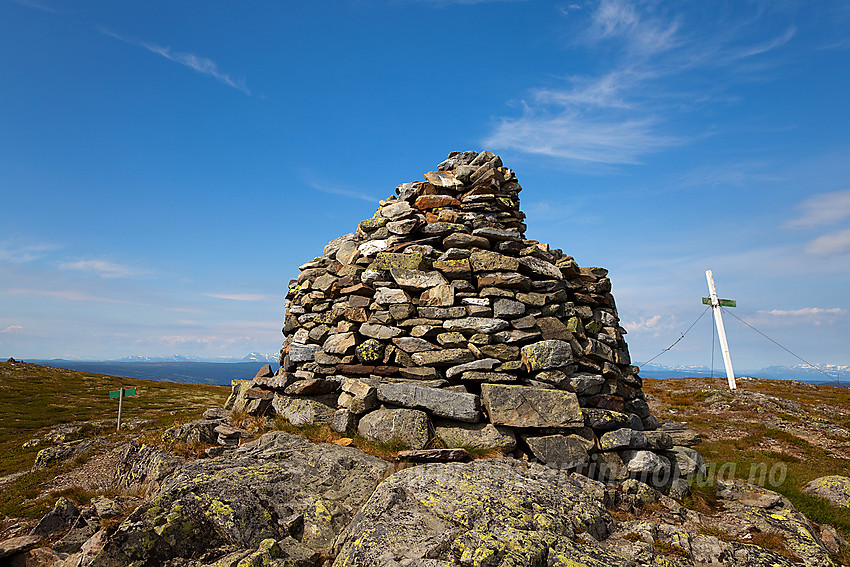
top-left (231, 150), bottom-right (702, 493)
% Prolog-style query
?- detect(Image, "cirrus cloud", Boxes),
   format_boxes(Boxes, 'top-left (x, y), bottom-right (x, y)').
top-left (59, 259), bottom-right (138, 278)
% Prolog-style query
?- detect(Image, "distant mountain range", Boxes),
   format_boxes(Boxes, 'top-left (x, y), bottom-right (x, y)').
top-left (639, 362), bottom-right (848, 384)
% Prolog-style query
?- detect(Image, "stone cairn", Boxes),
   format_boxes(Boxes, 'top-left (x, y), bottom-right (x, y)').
top-left (229, 150), bottom-right (703, 492)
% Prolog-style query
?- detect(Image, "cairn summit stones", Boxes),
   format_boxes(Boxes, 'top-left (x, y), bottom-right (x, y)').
top-left (230, 150), bottom-right (701, 490)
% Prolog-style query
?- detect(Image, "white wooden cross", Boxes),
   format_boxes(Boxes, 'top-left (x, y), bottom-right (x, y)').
top-left (703, 270), bottom-right (737, 390)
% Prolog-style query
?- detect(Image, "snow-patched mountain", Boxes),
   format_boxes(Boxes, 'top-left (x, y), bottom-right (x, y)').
top-left (759, 363), bottom-right (849, 381)
top-left (638, 362), bottom-right (848, 383)
top-left (241, 352), bottom-right (277, 363)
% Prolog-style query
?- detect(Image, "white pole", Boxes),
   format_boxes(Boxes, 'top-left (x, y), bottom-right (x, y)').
top-left (117, 388), bottom-right (124, 431)
top-left (706, 270), bottom-right (737, 390)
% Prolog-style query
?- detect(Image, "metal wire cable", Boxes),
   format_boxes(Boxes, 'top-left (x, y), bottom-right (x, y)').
top-left (710, 309), bottom-right (716, 379)
top-left (637, 306), bottom-right (711, 366)
top-left (721, 307), bottom-right (839, 382)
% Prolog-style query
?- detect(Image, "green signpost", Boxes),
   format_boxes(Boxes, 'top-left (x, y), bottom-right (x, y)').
top-left (702, 297), bottom-right (736, 308)
top-left (109, 387), bottom-right (137, 430)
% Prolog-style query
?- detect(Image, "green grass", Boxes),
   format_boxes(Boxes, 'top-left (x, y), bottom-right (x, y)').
top-left (0, 361), bottom-right (230, 520)
top-left (645, 377), bottom-right (850, 542)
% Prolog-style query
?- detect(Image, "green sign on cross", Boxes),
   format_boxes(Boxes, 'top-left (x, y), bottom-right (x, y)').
top-left (702, 297), bottom-right (736, 308)
top-left (109, 387), bottom-right (137, 430)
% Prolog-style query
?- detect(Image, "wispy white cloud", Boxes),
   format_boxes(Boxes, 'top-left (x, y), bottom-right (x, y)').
top-left (202, 292), bottom-right (278, 302)
top-left (785, 188), bottom-right (850, 228)
top-left (12, 0), bottom-right (70, 14)
top-left (1, 288), bottom-right (138, 304)
top-left (752, 306), bottom-right (848, 328)
top-left (485, 1), bottom-right (804, 166)
top-left (678, 161), bottom-right (782, 189)
top-left (735, 26), bottom-right (796, 59)
top-left (99, 28), bottom-right (251, 95)
top-left (557, 3), bottom-right (582, 16)
top-left (1, 325), bottom-right (24, 334)
top-left (485, 107), bottom-right (677, 164)
top-left (0, 240), bottom-right (61, 264)
top-left (167, 306), bottom-right (207, 314)
top-left (586, 0), bottom-right (681, 58)
top-left (622, 313), bottom-right (682, 337)
top-left (762, 307), bottom-right (847, 317)
top-left (805, 228), bottom-right (850, 256)
top-left (136, 319), bottom-right (280, 349)
top-left (59, 258), bottom-right (138, 278)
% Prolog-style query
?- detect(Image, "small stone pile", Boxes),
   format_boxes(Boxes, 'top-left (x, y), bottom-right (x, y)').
top-left (230, 151), bottom-right (702, 492)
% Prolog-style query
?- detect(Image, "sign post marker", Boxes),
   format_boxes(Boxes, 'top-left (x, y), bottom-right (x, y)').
top-left (109, 387), bottom-right (137, 430)
top-left (704, 270), bottom-right (737, 390)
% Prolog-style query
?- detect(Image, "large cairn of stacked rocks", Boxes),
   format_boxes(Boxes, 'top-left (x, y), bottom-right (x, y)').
top-left (230, 150), bottom-right (703, 493)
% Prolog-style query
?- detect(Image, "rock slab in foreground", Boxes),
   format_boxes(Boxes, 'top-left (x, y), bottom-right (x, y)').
top-left (88, 431), bottom-right (389, 566)
top-left (333, 459), bottom-right (629, 567)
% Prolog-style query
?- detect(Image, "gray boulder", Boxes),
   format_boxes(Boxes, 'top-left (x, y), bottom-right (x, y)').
top-left (30, 497), bottom-right (79, 538)
top-left (481, 384), bottom-right (583, 428)
top-left (272, 394), bottom-right (335, 427)
top-left (333, 459), bottom-right (631, 566)
top-left (376, 383), bottom-right (481, 423)
top-left (357, 407), bottom-right (431, 449)
top-left (598, 428), bottom-right (649, 451)
top-left (803, 475), bottom-right (850, 508)
top-left (162, 419), bottom-right (220, 444)
top-left (89, 432), bottom-right (389, 566)
top-left (582, 408), bottom-right (633, 431)
top-left (433, 421), bottom-right (517, 453)
top-left (524, 434), bottom-right (590, 469)
top-left (520, 340), bottom-right (574, 371)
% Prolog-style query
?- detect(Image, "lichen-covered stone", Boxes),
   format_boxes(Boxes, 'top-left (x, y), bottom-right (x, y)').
top-left (443, 316), bottom-right (510, 334)
top-left (30, 497), bottom-right (79, 538)
top-left (469, 250), bottom-right (520, 273)
top-left (521, 339), bottom-right (574, 371)
top-left (524, 434), bottom-right (590, 469)
top-left (389, 269), bottom-right (448, 290)
top-left (598, 428), bottom-right (649, 451)
top-left (434, 421), bottom-right (517, 452)
top-left (333, 459), bottom-right (617, 566)
top-left (357, 407), bottom-right (431, 449)
top-left (481, 384), bottom-right (583, 428)
top-left (412, 348), bottom-right (475, 367)
top-left (271, 395), bottom-right (335, 427)
top-left (373, 287), bottom-right (410, 305)
top-left (583, 408), bottom-right (633, 431)
top-left (358, 323), bottom-right (403, 340)
top-left (372, 251), bottom-right (426, 271)
top-left (376, 383), bottom-right (481, 422)
top-left (803, 475), bottom-right (850, 508)
top-left (443, 232), bottom-right (490, 249)
top-left (288, 343), bottom-right (322, 362)
top-left (89, 432), bottom-right (388, 565)
top-left (351, 339), bottom-right (381, 364)
top-left (420, 284), bottom-right (454, 306)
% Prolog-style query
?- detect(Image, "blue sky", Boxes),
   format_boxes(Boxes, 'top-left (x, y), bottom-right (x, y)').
top-left (1, 0), bottom-right (849, 372)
